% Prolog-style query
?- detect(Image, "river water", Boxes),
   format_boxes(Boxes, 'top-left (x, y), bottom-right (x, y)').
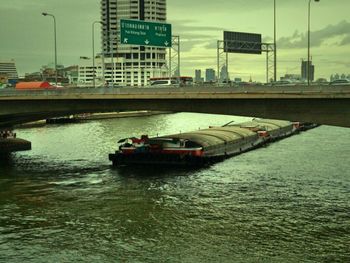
top-left (0, 113), bottom-right (349, 262)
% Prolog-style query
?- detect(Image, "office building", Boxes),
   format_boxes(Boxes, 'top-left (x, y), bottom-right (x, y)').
top-left (301, 60), bottom-right (314, 82)
top-left (0, 59), bottom-right (18, 80)
top-left (205, 68), bottom-right (216, 82)
top-left (194, 69), bottom-right (202, 83)
top-left (219, 65), bottom-right (229, 83)
top-left (100, 0), bottom-right (168, 86)
top-left (78, 56), bottom-right (104, 86)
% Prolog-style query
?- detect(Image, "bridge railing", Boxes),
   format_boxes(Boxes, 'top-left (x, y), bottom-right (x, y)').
top-left (0, 85), bottom-right (349, 97)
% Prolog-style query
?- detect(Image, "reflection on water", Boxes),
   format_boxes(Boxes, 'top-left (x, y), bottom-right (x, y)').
top-left (0, 113), bottom-right (349, 262)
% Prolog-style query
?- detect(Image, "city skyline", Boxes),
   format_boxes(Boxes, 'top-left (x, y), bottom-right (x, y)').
top-left (1, 0), bottom-right (349, 81)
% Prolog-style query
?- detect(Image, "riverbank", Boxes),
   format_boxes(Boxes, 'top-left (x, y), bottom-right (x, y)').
top-left (75, 111), bottom-right (170, 120)
top-left (15, 111), bottom-right (171, 128)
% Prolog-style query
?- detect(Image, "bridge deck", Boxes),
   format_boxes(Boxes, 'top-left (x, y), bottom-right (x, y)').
top-left (0, 85), bottom-right (349, 128)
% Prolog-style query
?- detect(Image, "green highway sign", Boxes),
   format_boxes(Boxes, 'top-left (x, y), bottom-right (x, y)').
top-left (120, 19), bottom-right (172, 48)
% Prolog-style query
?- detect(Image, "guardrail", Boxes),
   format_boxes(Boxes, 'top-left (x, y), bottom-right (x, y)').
top-left (0, 85), bottom-right (349, 97)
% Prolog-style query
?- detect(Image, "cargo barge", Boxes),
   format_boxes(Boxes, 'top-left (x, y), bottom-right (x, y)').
top-left (109, 119), bottom-right (317, 167)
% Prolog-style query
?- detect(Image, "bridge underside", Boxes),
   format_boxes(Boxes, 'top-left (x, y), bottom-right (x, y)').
top-left (0, 97), bottom-right (349, 128)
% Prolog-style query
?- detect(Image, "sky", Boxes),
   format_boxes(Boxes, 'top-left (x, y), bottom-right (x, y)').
top-left (1, 0), bottom-right (349, 81)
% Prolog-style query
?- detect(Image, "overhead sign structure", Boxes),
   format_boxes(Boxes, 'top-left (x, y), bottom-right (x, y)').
top-left (120, 19), bottom-right (172, 48)
top-left (224, 31), bottom-right (262, 54)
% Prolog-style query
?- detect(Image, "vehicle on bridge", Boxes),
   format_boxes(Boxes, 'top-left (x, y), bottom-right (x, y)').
top-left (149, 76), bottom-right (193, 86)
top-left (15, 81), bottom-right (56, 90)
top-left (269, 80), bottom-right (297, 86)
top-left (329, 79), bottom-right (350, 85)
top-left (150, 79), bottom-right (178, 86)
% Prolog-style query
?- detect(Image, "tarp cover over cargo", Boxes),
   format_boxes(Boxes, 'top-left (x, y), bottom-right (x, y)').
top-left (157, 119), bottom-right (294, 149)
top-left (235, 119), bottom-right (294, 137)
top-left (159, 126), bottom-right (258, 149)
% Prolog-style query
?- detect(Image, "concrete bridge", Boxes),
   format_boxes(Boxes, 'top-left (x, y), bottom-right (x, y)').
top-left (0, 85), bottom-right (350, 128)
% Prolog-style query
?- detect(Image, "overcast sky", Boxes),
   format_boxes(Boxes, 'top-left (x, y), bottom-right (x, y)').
top-left (1, 0), bottom-right (349, 81)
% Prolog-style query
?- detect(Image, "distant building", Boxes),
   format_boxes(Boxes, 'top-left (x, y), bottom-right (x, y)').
top-left (62, 65), bottom-right (79, 85)
top-left (36, 63), bottom-right (69, 84)
top-left (23, 64), bottom-right (77, 85)
top-left (78, 56), bottom-right (104, 86)
top-left (301, 60), bottom-right (314, 81)
top-left (205, 68), bottom-right (216, 82)
top-left (280, 74), bottom-right (302, 82)
top-left (23, 72), bottom-right (43, 82)
top-left (194, 69), bottom-right (202, 83)
top-left (219, 65), bottom-right (229, 83)
top-left (0, 59), bottom-right (18, 81)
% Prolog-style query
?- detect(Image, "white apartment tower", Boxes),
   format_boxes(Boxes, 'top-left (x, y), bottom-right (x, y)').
top-left (101, 0), bottom-right (168, 86)
top-left (0, 59), bottom-right (18, 80)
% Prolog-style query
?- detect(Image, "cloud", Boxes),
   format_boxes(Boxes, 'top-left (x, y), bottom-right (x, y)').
top-left (277, 20), bottom-right (350, 49)
top-left (172, 20), bottom-right (350, 53)
top-left (170, 20), bottom-right (224, 52)
top-left (340, 34), bottom-right (350, 45)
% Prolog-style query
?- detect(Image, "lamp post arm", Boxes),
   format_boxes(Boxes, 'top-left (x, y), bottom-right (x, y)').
top-left (308, 0), bottom-right (311, 86)
top-left (274, 0), bottom-right (277, 82)
top-left (53, 15), bottom-right (57, 86)
top-left (92, 21), bottom-right (103, 88)
top-left (42, 12), bottom-right (58, 86)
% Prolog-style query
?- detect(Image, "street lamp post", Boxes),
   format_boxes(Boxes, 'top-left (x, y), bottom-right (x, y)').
top-left (42, 12), bottom-right (57, 86)
top-left (274, 0), bottom-right (277, 82)
top-left (92, 21), bottom-right (103, 88)
top-left (307, 0), bottom-right (320, 86)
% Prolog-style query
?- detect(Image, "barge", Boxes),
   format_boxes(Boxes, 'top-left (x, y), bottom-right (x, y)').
top-left (109, 119), bottom-right (316, 167)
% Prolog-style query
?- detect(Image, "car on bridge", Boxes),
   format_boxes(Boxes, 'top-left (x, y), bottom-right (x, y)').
top-left (329, 79), bottom-right (350, 85)
top-left (269, 80), bottom-right (297, 86)
top-left (150, 79), bottom-right (178, 86)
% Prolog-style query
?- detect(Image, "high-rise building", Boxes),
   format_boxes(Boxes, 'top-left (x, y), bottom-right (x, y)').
top-left (205, 68), bottom-right (216, 82)
top-left (100, 0), bottom-right (168, 86)
top-left (301, 60), bottom-right (314, 82)
top-left (219, 65), bottom-right (229, 83)
top-left (0, 59), bottom-right (18, 80)
top-left (194, 69), bottom-right (202, 83)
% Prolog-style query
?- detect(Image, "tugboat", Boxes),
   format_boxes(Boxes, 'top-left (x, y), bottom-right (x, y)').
top-left (109, 119), bottom-right (309, 167)
top-left (0, 130), bottom-right (31, 154)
